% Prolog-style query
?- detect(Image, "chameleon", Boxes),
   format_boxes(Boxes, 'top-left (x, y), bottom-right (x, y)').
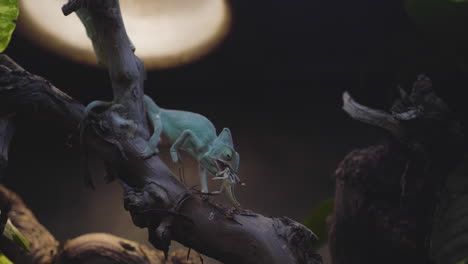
top-left (81, 96), bottom-right (243, 209)
top-left (142, 95), bottom-right (241, 198)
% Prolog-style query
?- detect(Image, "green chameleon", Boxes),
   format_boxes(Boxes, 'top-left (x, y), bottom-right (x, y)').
top-left (82, 96), bottom-right (243, 209)
top-left (143, 96), bottom-right (241, 194)
top-left (74, 7), bottom-right (244, 208)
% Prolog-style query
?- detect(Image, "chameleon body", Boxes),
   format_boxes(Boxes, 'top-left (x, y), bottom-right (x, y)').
top-left (143, 95), bottom-right (241, 199)
top-left (80, 97), bottom-right (243, 208)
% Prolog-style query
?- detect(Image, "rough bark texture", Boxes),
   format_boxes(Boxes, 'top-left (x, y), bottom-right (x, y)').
top-left (0, 184), bottom-right (202, 264)
top-left (0, 0), bottom-right (322, 263)
top-left (328, 76), bottom-right (465, 264)
top-left (0, 115), bottom-right (14, 171)
top-left (0, 185), bottom-right (59, 264)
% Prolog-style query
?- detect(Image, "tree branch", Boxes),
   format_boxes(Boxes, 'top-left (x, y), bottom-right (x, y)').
top-left (0, 184), bottom-right (59, 264)
top-left (0, 54), bottom-right (85, 129)
top-left (0, 115), bottom-right (14, 171)
top-left (329, 76), bottom-right (464, 264)
top-left (0, 184), bottom-right (201, 264)
top-left (342, 92), bottom-right (404, 140)
top-left (0, 0), bottom-right (322, 262)
top-left (60, 233), bottom-right (200, 264)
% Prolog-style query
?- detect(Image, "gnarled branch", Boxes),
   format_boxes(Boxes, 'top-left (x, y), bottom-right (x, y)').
top-left (0, 184), bottom-right (201, 264)
top-left (0, 0), bottom-right (321, 262)
top-left (330, 77), bottom-right (464, 264)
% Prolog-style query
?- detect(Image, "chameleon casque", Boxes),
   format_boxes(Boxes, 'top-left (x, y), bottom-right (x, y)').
top-left (81, 96), bottom-right (243, 209)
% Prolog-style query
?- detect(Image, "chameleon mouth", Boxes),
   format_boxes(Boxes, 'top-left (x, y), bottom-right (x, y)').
top-left (212, 158), bottom-right (232, 172)
top-left (211, 157), bottom-right (245, 186)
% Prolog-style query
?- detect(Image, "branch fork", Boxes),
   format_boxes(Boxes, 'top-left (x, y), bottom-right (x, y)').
top-left (0, 0), bottom-right (322, 263)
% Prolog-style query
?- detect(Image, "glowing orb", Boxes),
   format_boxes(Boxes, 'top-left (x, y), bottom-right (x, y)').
top-left (17, 0), bottom-right (231, 69)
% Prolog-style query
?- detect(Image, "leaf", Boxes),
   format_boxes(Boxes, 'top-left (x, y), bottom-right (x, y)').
top-left (455, 259), bottom-right (468, 264)
top-left (303, 198), bottom-right (334, 248)
top-left (0, 252), bottom-right (12, 264)
top-left (2, 219), bottom-right (29, 253)
top-left (0, 0), bottom-right (19, 53)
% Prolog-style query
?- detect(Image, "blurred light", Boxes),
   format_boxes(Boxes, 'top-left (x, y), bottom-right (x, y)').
top-left (17, 0), bottom-right (231, 69)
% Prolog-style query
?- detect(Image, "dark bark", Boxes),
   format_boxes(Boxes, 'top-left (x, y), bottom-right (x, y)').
top-left (0, 0), bottom-right (322, 262)
top-left (329, 76), bottom-right (464, 264)
top-left (0, 115), bottom-right (14, 171)
top-left (0, 185), bottom-right (59, 264)
top-left (0, 184), bottom-right (201, 264)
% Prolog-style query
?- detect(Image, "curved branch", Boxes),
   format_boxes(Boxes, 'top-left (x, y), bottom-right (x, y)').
top-left (61, 233), bottom-right (201, 264)
top-left (342, 92), bottom-right (404, 140)
top-left (332, 77), bottom-right (464, 264)
top-left (0, 54), bottom-right (85, 129)
top-left (0, 184), bottom-right (201, 264)
top-left (0, 184), bottom-right (59, 264)
top-left (55, 0), bottom-right (321, 263)
top-left (0, 0), bottom-right (322, 260)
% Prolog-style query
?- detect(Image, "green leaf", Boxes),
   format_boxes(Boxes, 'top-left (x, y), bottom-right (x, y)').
top-left (303, 198), bottom-right (334, 248)
top-left (0, 0), bottom-right (18, 53)
top-left (0, 252), bottom-right (13, 264)
top-left (3, 219), bottom-right (29, 253)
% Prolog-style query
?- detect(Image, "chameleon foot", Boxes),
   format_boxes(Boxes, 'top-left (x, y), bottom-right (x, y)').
top-left (170, 150), bottom-right (183, 163)
top-left (140, 146), bottom-right (159, 159)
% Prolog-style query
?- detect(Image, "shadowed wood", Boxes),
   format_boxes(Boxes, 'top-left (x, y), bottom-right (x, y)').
top-left (0, 184), bottom-right (202, 264)
top-left (0, 116), bottom-right (14, 170)
top-left (0, 0), bottom-right (322, 262)
top-left (329, 78), bottom-right (464, 264)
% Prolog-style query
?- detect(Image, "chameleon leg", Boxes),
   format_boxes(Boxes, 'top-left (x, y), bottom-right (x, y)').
top-left (142, 113), bottom-right (163, 158)
top-left (142, 95), bottom-right (163, 159)
top-left (169, 130), bottom-right (205, 163)
top-left (200, 166), bottom-right (209, 193)
top-left (171, 130), bottom-right (209, 192)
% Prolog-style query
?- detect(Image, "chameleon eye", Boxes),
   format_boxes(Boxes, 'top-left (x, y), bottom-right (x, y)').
top-left (224, 149), bottom-right (233, 160)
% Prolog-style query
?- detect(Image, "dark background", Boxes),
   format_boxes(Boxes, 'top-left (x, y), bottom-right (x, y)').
top-left (2, 0), bottom-right (468, 262)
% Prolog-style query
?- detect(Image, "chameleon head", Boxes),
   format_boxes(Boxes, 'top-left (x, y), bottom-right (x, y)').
top-left (200, 128), bottom-right (240, 176)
